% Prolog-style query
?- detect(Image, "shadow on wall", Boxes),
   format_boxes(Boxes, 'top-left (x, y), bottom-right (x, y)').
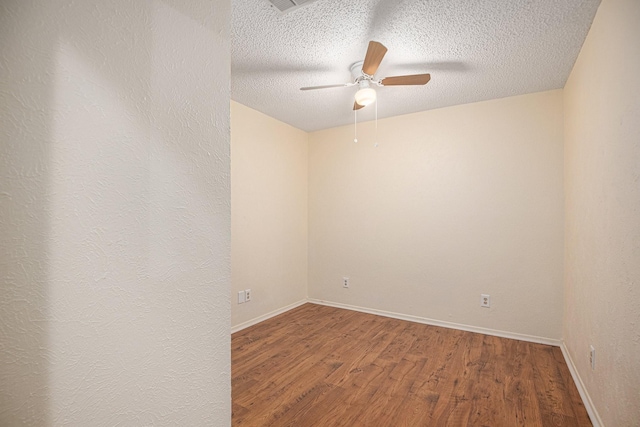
top-left (1, 1), bottom-right (57, 423)
top-left (3, 1), bottom-right (153, 422)
top-left (1, 0), bottom-right (229, 424)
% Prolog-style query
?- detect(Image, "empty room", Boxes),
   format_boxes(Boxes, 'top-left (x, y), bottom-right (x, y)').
top-left (229, 0), bottom-right (639, 425)
top-left (1, 0), bottom-right (638, 426)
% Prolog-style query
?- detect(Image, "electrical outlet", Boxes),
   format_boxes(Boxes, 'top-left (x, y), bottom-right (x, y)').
top-left (245, 289), bottom-right (252, 302)
top-left (480, 294), bottom-right (491, 308)
top-left (590, 345), bottom-right (595, 370)
top-left (343, 277), bottom-right (349, 288)
top-left (238, 290), bottom-right (246, 304)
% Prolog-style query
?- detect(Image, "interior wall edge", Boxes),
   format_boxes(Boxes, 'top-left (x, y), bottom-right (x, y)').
top-left (560, 342), bottom-right (604, 427)
top-left (230, 100), bottom-right (308, 328)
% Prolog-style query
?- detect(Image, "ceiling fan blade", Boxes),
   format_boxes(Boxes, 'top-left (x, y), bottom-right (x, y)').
top-left (300, 83), bottom-right (355, 91)
top-left (362, 41), bottom-right (388, 76)
top-left (353, 102), bottom-right (365, 111)
top-left (381, 73), bottom-right (431, 86)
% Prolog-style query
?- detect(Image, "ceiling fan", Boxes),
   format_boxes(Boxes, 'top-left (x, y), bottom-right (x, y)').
top-left (300, 41), bottom-right (431, 110)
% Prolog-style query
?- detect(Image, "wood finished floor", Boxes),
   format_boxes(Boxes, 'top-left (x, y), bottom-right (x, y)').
top-left (232, 303), bottom-right (591, 426)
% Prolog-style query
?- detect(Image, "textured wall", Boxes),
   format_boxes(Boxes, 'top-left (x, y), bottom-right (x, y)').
top-left (231, 101), bottom-right (308, 327)
top-left (563, 0), bottom-right (640, 424)
top-left (0, 0), bottom-right (231, 425)
top-left (309, 90), bottom-right (564, 340)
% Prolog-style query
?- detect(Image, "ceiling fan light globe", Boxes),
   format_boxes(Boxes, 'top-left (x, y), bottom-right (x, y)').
top-left (354, 88), bottom-right (376, 106)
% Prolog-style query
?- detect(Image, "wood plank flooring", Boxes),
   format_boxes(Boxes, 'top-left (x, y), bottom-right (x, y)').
top-left (232, 303), bottom-right (591, 426)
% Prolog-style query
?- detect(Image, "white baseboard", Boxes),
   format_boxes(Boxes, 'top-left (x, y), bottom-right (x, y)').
top-left (560, 342), bottom-right (603, 427)
top-left (231, 299), bottom-right (308, 334)
top-left (307, 298), bottom-right (561, 347)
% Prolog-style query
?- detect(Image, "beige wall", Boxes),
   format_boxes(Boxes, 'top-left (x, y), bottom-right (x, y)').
top-left (563, 0), bottom-right (640, 424)
top-left (309, 90), bottom-right (565, 340)
top-left (0, 1), bottom-right (231, 425)
top-left (231, 101), bottom-right (308, 327)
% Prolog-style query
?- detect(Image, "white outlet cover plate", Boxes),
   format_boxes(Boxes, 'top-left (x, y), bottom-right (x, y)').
top-left (238, 290), bottom-right (246, 304)
top-left (481, 294), bottom-right (491, 308)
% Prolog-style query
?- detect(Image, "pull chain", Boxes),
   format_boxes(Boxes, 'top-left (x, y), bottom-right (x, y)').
top-left (353, 108), bottom-right (358, 143)
top-left (374, 99), bottom-right (378, 147)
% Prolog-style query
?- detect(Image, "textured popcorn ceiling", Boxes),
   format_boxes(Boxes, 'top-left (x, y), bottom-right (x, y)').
top-left (232, 0), bottom-right (600, 132)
